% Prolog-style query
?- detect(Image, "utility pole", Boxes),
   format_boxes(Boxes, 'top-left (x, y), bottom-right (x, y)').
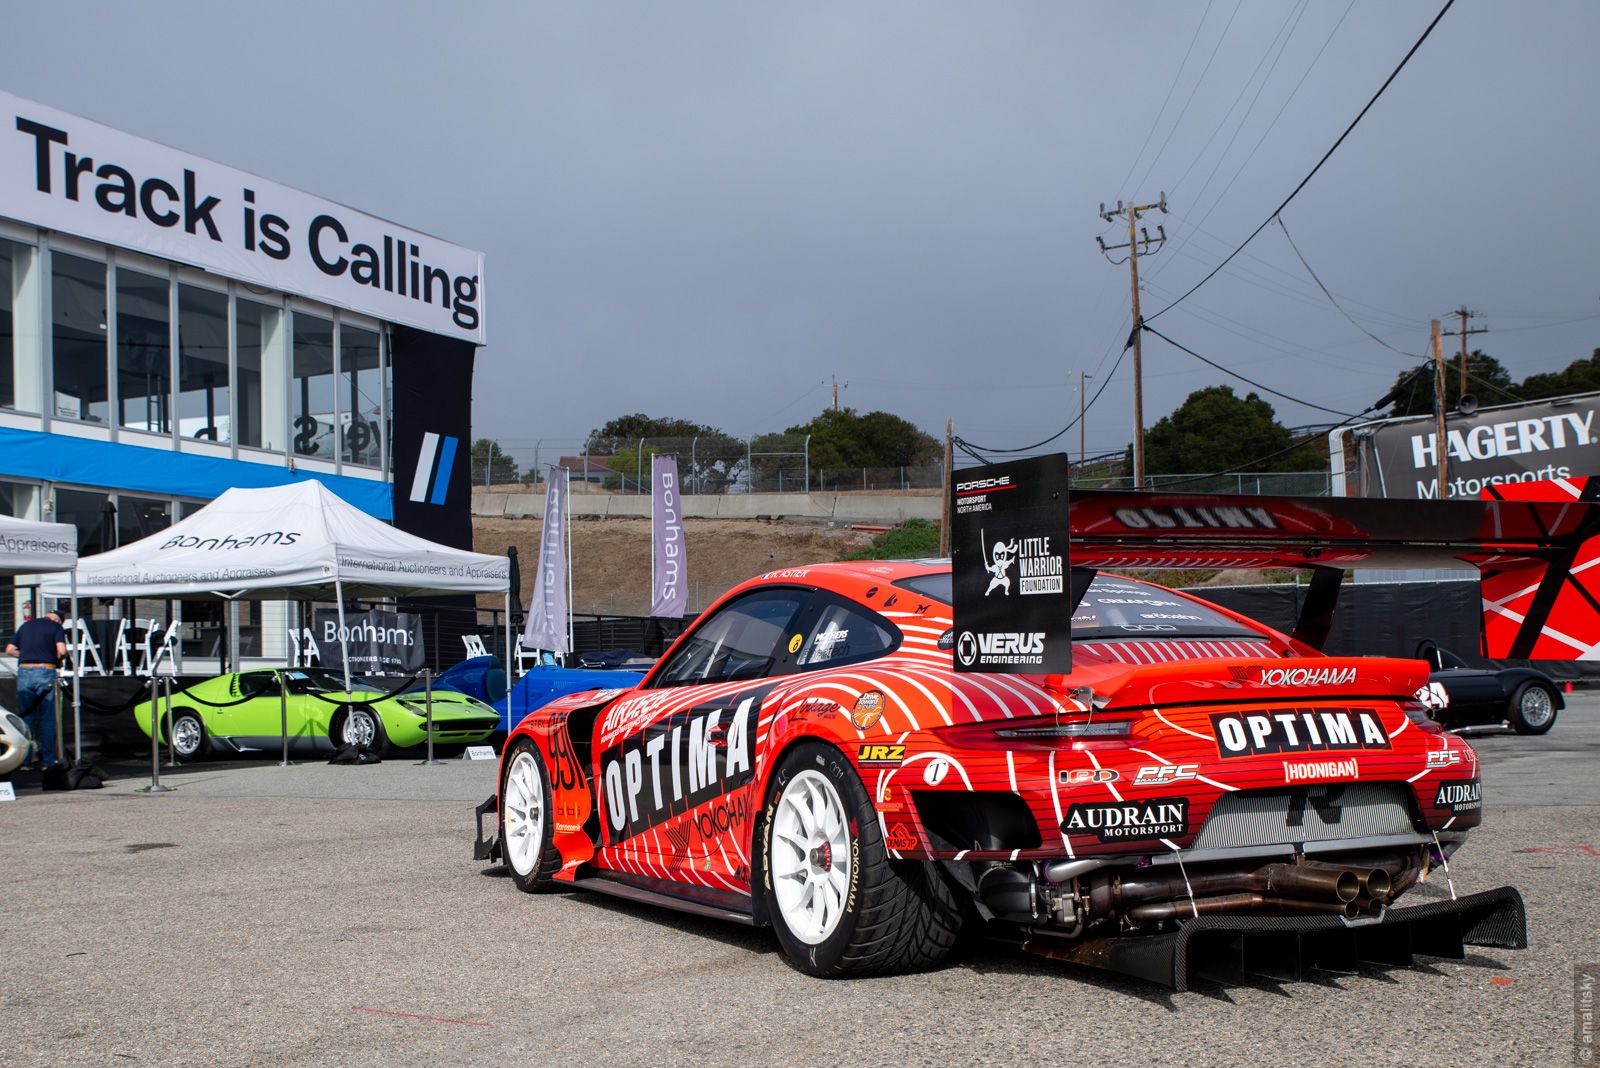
top-left (1431, 319), bottom-right (1449, 498)
top-left (1078, 370), bottom-right (1092, 476)
top-left (1442, 307), bottom-right (1488, 399)
top-left (940, 418), bottom-right (953, 557)
top-left (831, 375), bottom-right (846, 412)
top-left (1097, 193), bottom-right (1167, 489)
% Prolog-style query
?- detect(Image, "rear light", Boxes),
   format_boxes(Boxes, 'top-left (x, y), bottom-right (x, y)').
top-left (994, 719), bottom-right (1135, 740)
top-left (1399, 699), bottom-right (1445, 735)
top-left (937, 714), bottom-right (1138, 751)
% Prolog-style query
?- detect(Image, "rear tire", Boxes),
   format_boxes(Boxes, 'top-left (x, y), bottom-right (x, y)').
top-left (168, 709), bottom-right (207, 761)
top-left (759, 741), bottom-right (962, 978)
top-left (1509, 681), bottom-right (1557, 735)
top-left (500, 738), bottom-right (561, 891)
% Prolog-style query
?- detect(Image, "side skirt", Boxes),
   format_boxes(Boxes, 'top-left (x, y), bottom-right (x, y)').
top-left (571, 871), bottom-right (756, 927)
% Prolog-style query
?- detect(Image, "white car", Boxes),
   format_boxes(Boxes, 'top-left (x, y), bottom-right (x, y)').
top-left (0, 709), bottom-right (32, 775)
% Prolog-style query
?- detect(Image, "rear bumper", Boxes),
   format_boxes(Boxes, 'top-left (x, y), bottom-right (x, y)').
top-left (1022, 885), bottom-right (1526, 991)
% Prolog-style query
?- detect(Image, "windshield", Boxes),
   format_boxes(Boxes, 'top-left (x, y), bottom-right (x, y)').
top-left (288, 668), bottom-right (388, 692)
top-left (894, 571), bottom-right (1264, 640)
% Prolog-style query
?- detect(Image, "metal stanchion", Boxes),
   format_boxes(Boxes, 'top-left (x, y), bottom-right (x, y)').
top-left (137, 684), bottom-right (173, 794)
top-left (276, 669), bottom-right (291, 768)
top-left (422, 669), bottom-right (440, 766)
top-left (53, 677), bottom-right (66, 767)
top-left (163, 678), bottom-right (177, 767)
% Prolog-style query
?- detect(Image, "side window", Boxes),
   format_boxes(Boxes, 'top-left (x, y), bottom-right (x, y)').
top-left (793, 597), bottom-right (899, 670)
top-left (237, 672), bottom-right (276, 697)
top-left (652, 588), bottom-right (810, 688)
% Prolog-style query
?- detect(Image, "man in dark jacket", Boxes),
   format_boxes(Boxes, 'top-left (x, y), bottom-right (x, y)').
top-left (6, 609), bottom-right (68, 769)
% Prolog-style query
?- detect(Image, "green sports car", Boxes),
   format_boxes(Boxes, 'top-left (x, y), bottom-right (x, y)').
top-left (133, 668), bottom-right (500, 759)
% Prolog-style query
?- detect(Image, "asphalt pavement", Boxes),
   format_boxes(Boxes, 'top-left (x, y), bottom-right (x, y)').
top-left (3, 697), bottom-right (1598, 1067)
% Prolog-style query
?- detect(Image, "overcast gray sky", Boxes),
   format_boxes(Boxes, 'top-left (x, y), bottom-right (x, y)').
top-left (6, 1), bottom-right (1597, 464)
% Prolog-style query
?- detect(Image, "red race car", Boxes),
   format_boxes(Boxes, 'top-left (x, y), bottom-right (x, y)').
top-left (474, 489), bottom-right (1585, 988)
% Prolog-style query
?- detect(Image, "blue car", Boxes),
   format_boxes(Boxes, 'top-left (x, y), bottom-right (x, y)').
top-left (493, 665), bottom-right (645, 732)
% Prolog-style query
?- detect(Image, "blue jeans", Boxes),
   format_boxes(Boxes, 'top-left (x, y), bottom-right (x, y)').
top-left (16, 667), bottom-right (59, 767)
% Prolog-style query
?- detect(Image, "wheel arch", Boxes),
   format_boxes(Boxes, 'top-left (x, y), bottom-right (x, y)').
top-left (748, 731), bottom-right (860, 929)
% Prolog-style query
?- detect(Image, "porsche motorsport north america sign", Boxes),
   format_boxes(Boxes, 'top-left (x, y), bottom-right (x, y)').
top-left (951, 454), bottom-right (1073, 674)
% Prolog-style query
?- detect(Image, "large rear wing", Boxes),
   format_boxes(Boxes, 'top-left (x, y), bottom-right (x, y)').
top-left (1061, 484), bottom-right (1600, 659)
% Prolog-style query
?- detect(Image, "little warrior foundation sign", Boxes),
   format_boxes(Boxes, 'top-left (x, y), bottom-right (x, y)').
top-left (950, 454), bottom-right (1073, 674)
top-left (0, 90), bottom-right (485, 343)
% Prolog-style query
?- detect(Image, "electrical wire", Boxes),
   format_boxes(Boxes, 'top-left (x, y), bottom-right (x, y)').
top-left (1145, 0), bottom-right (1457, 324)
top-left (1276, 216), bottom-right (1426, 358)
top-left (953, 343), bottom-right (1132, 455)
top-left (1141, 323), bottom-right (1357, 417)
top-left (1129, 0), bottom-right (1245, 197)
top-left (1114, 0), bottom-right (1216, 197)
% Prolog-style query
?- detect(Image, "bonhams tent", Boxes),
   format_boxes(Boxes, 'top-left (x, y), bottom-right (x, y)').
top-left (43, 480), bottom-right (510, 691)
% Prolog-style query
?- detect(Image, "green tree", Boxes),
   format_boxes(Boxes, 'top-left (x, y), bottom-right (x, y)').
top-left (783, 408), bottom-right (940, 469)
top-left (1384, 351), bottom-right (1517, 417)
top-left (1143, 386), bottom-right (1321, 475)
top-left (585, 414), bottom-right (748, 492)
top-left (1517, 348), bottom-right (1600, 401)
top-left (471, 438), bottom-right (519, 483)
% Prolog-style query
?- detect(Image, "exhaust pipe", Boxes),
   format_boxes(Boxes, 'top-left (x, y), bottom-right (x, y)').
top-left (1359, 867), bottom-right (1392, 901)
top-left (1303, 860), bottom-right (1391, 902)
top-left (1126, 894), bottom-right (1359, 924)
top-left (1260, 864), bottom-right (1360, 903)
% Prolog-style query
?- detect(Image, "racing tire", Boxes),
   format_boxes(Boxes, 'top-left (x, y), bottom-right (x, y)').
top-left (759, 740), bottom-right (962, 978)
top-left (1508, 681), bottom-right (1558, 735)
top-left (500, 737), bottom-right (561, 891)
top-left (336, 705), bottom-right (390, 755)
top-left (168, 709), bottom-right (208, 761)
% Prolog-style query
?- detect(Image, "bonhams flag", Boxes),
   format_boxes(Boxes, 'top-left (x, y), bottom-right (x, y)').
top-left (651, 455), bottom-right (687, 618)
top-left (522, 466), bottom-right (570, 653)
top-left (950, 454), bottom-right (1074, 674)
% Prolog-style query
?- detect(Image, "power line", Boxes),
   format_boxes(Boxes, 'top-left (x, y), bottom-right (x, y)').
top-left (1114, 0), bottom-right (1216, 197)
top-left (1141, 323), bottom-right (1357, 417)
top-left (953, 343), bottom-right (1131, 455)
top-left (1276, 216), bottom-right (1425, 358)
top-left (1129, 0), bottom-right (1246, 197)
top-left (1144, 0), bottom-right (1457, 324)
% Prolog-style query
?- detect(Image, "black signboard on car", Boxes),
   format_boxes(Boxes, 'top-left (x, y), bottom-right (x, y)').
top-left (950, 454), bottom-right (1073, 674)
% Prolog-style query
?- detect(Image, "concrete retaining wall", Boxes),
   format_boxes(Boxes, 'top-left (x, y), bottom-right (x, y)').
top-left (474, 489), bottom-right (940, 524)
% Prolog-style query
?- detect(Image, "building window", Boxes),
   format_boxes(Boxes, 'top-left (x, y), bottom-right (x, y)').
top-left (236, 300), bottom-right (286, 451)
top-left (54, 487), bottom-right (111, 557)
top-left (178, 284), bottom-right (229, 442)
top-left (292, 312), bottom-right (334, 458)
top-left (0, 239), bottom-right (13, 410)
top-left (117, 495), bottom-right (171, 545)
top-left (116, 269), bottom-right (171, 434)
top-left (340, 324), bottom-right (381, 466)
top-left (51, 252), bottom-right (108, 423)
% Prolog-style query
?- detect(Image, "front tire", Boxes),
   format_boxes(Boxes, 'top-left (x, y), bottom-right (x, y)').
top-left (500, 738), bottom-right (560, 891)
top-left (760, 741), bottom-right (961, 978)
top-left (337, 705), bottom-right (390, 755)
top-left (1509, 681), bottom-right (1557, 734)
top-left (168, 709), bottom-right (207, 761)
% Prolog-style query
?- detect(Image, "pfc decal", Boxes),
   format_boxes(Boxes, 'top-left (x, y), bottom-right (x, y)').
top-left (1211, 708), bottom-right (1392, 759)
top-left (598, 683), bottom-right (776, 844)
top-left (1060, 767), bottom-right (1119, 785)
top-left (1425, 747), bottom-right (1462, 769)
top-left (1434, 778), bottom-right (1482, 814)
top-left (1131, 763), bottom-right (1198, 786)
top-left (884, 822), bottom-right (919, 851)
top-left (857, 743), bottom-right (905, 767)
top-left (1061, 797), bottom-right (1190, 842)
top-left (851, 690), bottom-right (886, 731)
top-left (1283, 756), bottom-right (1360, 783)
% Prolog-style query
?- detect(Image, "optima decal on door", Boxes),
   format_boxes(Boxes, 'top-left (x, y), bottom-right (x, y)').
top-left (598, 684), bottom-right (776, 845)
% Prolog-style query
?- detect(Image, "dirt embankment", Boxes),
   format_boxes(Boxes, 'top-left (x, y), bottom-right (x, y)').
top-left (474, 516), bottom-right (874, 617)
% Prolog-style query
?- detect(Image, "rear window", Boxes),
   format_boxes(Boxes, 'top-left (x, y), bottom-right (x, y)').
top-left (894, 572), bottom-right (1263, 640)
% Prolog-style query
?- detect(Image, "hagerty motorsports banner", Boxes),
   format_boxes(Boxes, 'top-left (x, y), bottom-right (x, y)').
top-left (1359, 395), bottom-right (1600, 499)
top-left (0, 90), bottom-right (485, 343)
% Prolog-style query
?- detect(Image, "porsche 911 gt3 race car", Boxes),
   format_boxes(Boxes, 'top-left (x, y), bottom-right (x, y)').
top-left (473, 486), bottom-right (1589, 987)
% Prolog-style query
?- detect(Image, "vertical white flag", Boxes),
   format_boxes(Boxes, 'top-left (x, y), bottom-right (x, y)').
top-left (523, 465), bottom-right (570, 653)
top-left (651, 455), bottom-right (687, 618)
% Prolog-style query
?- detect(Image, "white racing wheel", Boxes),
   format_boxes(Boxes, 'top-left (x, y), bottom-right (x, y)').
top-left (0, 709), bottom-right (32, 775)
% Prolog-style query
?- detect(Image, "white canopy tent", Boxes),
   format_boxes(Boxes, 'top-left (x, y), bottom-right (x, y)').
top-left (0, 513), bottom-right (80, 760)
top-left (43, 480), bottom-right (510, 694)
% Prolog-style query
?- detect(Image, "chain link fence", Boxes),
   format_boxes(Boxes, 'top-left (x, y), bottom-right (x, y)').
top-left (471, 438), bottom-right (1329, 496)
